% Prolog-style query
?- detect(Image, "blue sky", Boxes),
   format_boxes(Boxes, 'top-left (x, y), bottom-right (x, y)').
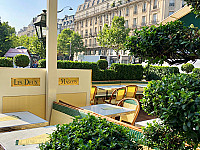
top-left (0, 0), bottom-right (84, 32)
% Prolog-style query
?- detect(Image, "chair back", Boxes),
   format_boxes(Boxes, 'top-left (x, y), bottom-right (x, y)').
top-left (117, 98), bottom-right (140, 125)
top-left (90, 86), bottom-right (97, 105)
top-left (125, 85), bottom-right (138, 98)
top-left (116, 87), bottom-right (126, 101)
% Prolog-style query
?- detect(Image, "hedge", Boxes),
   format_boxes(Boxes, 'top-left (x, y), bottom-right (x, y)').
top-left (0, 57), bottom-right (13, 67)
top-left (145, 65), bottom-right (180, 81)
top-left (110, 63), bottom-right (143, 80)
top-left (193, 68), bottom-right (200, 74)
top-left (38, 60), bottom-right (141, 81)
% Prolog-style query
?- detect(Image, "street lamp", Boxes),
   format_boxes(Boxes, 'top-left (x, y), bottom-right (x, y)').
top-left (33, 6), bottom-right (73, 48)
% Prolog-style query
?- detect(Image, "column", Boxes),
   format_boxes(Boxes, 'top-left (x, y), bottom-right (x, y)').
top-left (46, 0), bottom-right (57, 121)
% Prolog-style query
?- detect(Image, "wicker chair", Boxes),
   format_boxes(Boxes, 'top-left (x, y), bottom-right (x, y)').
top-left (104, 87), bottom-right (126, 105)
top-left (117, 98), bottom-right (140, 125)
top-left (125, 85), bottom-right (138, 98)
top-left (90, 85), bottom-right (97, 105)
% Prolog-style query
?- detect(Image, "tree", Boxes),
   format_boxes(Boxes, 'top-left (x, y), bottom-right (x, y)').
top-left (184, 0), bottom-right (200, 18)
top-left (17, 35), bottom-right (45, 58)
top-left (126, 21), bottom-right (200, 65)
top-left (57, 29), bottom-right (85, 59)
top-left (97, 16), bottom-right (130, 63)
top-left (0, 22), bottom-right (16, 57)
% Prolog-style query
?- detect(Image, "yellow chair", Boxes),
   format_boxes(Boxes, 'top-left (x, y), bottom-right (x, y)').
top-left (104, 87), bottom-right (126, 105)
top-left (90, 86), bottom-right (97, 105)
top-left (125, 85), bottom-right (138, 98)
top-left (117, 98), bottom-right (140, 125)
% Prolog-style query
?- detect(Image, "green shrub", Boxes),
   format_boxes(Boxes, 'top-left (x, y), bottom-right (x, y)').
top-left (145, 65), bottom-right (179, 80)
top-left (193, 68), bottom-right (200, 74)
top-left (0, 57), bottom-right (13, 67)
top-left (142, 122), bottom-right (187, 150)
top-left (14, 54), bottom-right (30, 68)
top-left (181, 63), bottom-right (194, 73)
top-left (110, 63), bottom-right (143, 80)
top-left (141, 74), bottom-right (200, 148)
top-left (38, 59), bottom-right (46, 68)
top-left (39, 114), bottom-right (141, 150)
top-left (97, 59), bottom-right (108, 70)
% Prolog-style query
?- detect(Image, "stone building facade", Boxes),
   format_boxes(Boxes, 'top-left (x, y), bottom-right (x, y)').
top-left (74, 0), bottom-right (186, 64)
top-left (57, 15), bottom-right (75, 35)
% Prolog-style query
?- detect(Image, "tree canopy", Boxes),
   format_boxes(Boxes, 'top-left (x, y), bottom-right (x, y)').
top-left (126, 21), bottom-right (200, 65)
top-left (184, 0), bottom-right (200, 18)
top-left (17, 35), bottom-right (45, 58)
top-left (97, 16), bottom-right (130, 57)
top-left (57, 29), bottom-right (85, 58)
top-left (0, 22), bottom-right (16, 57)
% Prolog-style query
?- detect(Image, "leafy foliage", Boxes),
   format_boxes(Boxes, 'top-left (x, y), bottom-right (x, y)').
top-left (57, 29), bottom-right (85, 58)
top-left (142, 122), bottom-right (187, 150)
top-left (97, 59), bottom-right (108, 70)
top-left (39, 114), bottom-right (141, 150)
top-left (145, 65), bottom-right (179, 80)
top-left (97, 16), bottom-right (130, 62)
top-left (181, 63), bottom-right (194, 73)
top-left (0, 57), bottom-right (13, 67)
top-left (17, 35), bottom-right (45, 58)
top-left (38, 59), bottom-right (142, 81)
top-left (0, 22), bottom-right (16, 57)
top-left (126, 21), bottom-right (200, 65)
top-left (14, 54), bottom-right (30, 68)
top-left (110, 63), bottom-right (143, 80)
top-left (141, 74), bottom-right (200, 148)
top-left (193, 68), bottom-right (200, 74)
top-left (184, 0), bottom-right (200, 18)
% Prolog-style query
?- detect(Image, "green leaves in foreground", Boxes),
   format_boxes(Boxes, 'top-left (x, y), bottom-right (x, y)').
top-left (141, 73), bottom-right (200, 148)
top-left (39, 114), bottom-right (141, 150)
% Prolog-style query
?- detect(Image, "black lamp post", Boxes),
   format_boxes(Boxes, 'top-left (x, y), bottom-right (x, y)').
top-left (33, 6), bottom-right (73, 48)
top-left (33, 10), bottom-right (47, 48)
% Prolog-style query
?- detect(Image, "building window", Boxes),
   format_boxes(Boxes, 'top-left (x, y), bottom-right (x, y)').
top-left (169, 0), bottom-right (175, 6)
top-left (95, 27), bottom-right (97, 35)
top-left (125, 20), bottom-right (128, 28)
top-left (81, 21), bottom-right (83, 27)
top-left (142, 16), bottom-right (146, 26)
top-left (92, 0), bottom-right (95, 6)
top-left (81, 30), bottom-right (83, 38)
top-left (152, 14), bottom-right (157, 23)
top-left (94, 38), bottom-right (96, 46)
top-left (169, 11), bottom-right (174, 16)
top-left (89, 39), bottom-right (92, 46)
top-left (133, 18), bottom-right (137, 27)
top-left (95, 17), bottom-right (97, 24)
top-left (100, 26), bottom-right (102, 32)
top-left (87, 2), bottom-right (90, 8)
top-left (134, 5), bottom-right (137, 14)
top-left (90, 28), bottom-right (92, 36)
top-left (126, 7), bottom-right (129, 16)
top-left (153, 0), bottom-right (157, 9)
top-left (97, 0), bottom-right (100, 4)
top-left (143, 2), bottom-right (147, 12)
top-left (85, 19), bottom-right (88, 27)
top-left (90, 18), bottom-right (92, 26)
top-left (85, 39), bottom-right (87, 46)
top-left (106, 14), bottom-right (108, 21)
top-left (107, 3), bottom-right (109, 8)
top-left (100, 15), bottom-right (102, 23)
top-left (119, 10), bottom-right (122, 17)
top-left (85, 29), bottom-right (88, 37)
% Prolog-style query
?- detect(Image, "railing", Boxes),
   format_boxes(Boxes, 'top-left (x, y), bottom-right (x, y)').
top-left (132, 24), bottom-right (137, 28)
top-left (133, 11), bottom-right (137, 14)
top-left (84, 34), bottom-right (88, 37)
top-left (151, 20), bottom-right (158, 24)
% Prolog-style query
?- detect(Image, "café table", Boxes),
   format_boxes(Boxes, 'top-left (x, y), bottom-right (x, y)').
top-left (81, 104), bottom-right (135, 118)
top-left (0, 111), bottom-right (48, 132)
top-left (0, 126), bottom-right (56, 150)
